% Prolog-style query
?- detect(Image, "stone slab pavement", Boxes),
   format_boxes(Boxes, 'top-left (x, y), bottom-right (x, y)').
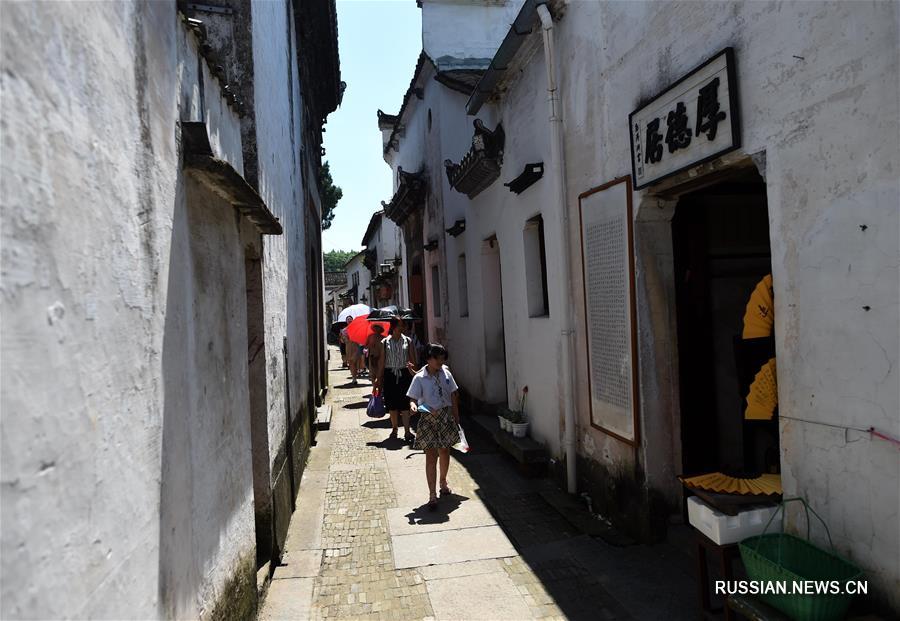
top-left (259, 347), bottom-right (699, 620)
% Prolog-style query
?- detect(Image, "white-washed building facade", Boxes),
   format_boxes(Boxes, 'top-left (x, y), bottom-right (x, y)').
top-left (387, 0), bottom-right (899, 609)
top-left (0, 1), bottom-right (340, 618)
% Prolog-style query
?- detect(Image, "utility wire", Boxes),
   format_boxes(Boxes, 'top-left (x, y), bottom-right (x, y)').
top-left (780, 415), bottom-right (900, 449)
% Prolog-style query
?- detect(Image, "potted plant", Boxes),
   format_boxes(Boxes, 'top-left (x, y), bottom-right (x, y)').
top-left (510, 410), bottom-right (529, 438)
top-left (509, 386), bottom-right (530, 438)
top-left (497, 407), bottom-right (509, 432)
top-left (502, 408), bottom-right (514, 432)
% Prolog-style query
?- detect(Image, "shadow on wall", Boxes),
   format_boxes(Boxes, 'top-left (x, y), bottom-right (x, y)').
top-left (157, 176), bottom-right (257, 618)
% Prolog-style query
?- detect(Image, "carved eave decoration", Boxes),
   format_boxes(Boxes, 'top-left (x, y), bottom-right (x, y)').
top-left (179, 13), bottom-right (248, 117)
top-left (423, 238), bottom-right (439, 252)
top-left (371, 267), bottom-right (397, 287)
top-left (446, 219), bottom-right (466, 237)
top-left (181, 121), bottom-right (282, 234)
top-left (444, 120), bottom-right (505, 199)
top-left (383, 167), bottom-right (427, 226)
top-left (505, 162), bottom-right (544, 194)
top-left (377, 109), bottom-right (399, 130)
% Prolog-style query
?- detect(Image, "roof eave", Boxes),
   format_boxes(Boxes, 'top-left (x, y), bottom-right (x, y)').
top-left (466, 0), bottom-right (548, 115)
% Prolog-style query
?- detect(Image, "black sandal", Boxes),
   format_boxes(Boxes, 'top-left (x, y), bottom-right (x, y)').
top-left (427, 496), bottom-right (439, 511)
top-left (439, 486), bottom-right (452, 497)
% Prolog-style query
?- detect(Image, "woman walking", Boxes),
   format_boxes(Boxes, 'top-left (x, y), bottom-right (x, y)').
top-left (378, 317), bottom-right (417, 442)
top-left (340, 316), bottom-right (359, 384)
top-left (365, 323), bottom-right (385, 391)
top-left (407, 343), bottom-right (460, 510)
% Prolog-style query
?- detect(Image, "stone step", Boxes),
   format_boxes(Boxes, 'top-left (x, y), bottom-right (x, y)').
top-left (315, 405), bottom-right (332, 430)
top-left (470, 414), bottom-right (549, 467)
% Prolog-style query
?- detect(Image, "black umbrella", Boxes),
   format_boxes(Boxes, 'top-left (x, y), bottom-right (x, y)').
top-left (399, 307), bottom-right (422, 321)
top-left (367, 305), bottom-right (400, 321)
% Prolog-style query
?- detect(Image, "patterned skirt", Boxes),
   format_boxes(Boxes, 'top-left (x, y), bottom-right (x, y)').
top-left (413, 407), bottom-right (460, 450)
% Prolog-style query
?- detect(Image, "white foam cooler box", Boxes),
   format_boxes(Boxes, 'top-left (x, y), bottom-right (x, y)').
top-left (687, 495), bottom-right (781, 545)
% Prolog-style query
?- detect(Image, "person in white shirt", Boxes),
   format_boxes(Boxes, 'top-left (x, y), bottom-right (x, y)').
top-left (406, 343), bottom-right (460, 510)
top-left (377, 317), bottom-right (417, 441)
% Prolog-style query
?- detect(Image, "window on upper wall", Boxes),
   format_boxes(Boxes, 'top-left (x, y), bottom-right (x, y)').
top-left (431, 265), bottom-right (442, 317)
top-left (457, 254), bottom-right (469, 317)
top-left (523, 214), bottom-right (550, 317)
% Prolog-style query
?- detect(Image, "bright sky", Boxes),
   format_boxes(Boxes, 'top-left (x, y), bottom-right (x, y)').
top-left (322, 0), bottom-right (422, 252)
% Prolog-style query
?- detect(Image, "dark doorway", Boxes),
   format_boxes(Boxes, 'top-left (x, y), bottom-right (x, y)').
top-left (409, 259), bottom-right (426, 343)
top-left (481, 236), bottom-right (508, 405)
top-left (672, 170), bottom-right (774, 476)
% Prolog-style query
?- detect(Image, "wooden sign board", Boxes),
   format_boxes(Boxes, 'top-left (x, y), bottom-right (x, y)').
top-left (629, 48), bottom-right (741, 190)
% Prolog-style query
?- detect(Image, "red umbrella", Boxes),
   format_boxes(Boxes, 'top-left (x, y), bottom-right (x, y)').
top-left (346, 314), bottom-right (391, 346)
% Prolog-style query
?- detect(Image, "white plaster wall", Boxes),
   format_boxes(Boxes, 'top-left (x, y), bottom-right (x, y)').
top-left (158, 178), bottom-right (257, 620)
top-left (553, 0), bottom-right (899, 605)
top-left (251, 0), bottom-right (314, 473)
top-left (378, 217), bottom-right (403, 266)
top-left (422, 0), bottom-right (524, 65)
top-left (442, 51), bottom-right (566, 455)
top-left (1, 3), bottom-right (257, 618)
top-left (345, 254), bottom-right (371, 304)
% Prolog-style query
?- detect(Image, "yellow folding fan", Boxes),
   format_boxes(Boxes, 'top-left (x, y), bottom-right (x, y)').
top-left (745, 358), bottom-right (778, 420)
top-left (680, 472), bottom-right (782, 496)
top-left (742, 274), bottom-right (774, 339)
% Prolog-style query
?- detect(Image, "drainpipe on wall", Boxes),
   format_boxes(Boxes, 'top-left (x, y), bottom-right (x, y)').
top-left (537, 4), bottom-right (577, 494)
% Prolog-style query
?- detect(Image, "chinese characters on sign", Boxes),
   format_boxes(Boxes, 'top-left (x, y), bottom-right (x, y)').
top-left (629, 48), bottom-right (740, 190)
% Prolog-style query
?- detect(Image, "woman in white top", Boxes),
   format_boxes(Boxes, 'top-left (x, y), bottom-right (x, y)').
top-left (377, 317), bottom-right (417, 442)
top-left (406, 343), bottom-right (460, 510)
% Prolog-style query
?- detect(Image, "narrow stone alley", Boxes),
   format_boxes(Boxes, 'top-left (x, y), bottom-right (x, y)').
top-left (259, 349), bottom-right (699, 620)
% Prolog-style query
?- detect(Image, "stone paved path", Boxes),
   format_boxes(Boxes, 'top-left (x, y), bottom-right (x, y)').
top-left (259, 349), bottom-right (698, 620)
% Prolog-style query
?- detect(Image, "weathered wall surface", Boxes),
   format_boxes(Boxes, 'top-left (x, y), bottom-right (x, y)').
top-left (422, 0), bottom-right (523, 65)
top-left (553, 0), bottom-right (899, 605)
top-left (1, 3), bottom-right (259, 618)
top-left (158, 177), bottom-right (257, 620)
top-left (249, 0), bottom-right (318, 555)
top-left (0, 3), bottom-right (176, 617)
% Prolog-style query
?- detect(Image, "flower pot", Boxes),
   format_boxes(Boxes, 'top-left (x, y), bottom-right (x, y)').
top-left (497, 415), bottom-right (506, 431)
top-left (503, 418), bottom-right (512, 432)
top-left (511, 422), bottom-right (529, 438)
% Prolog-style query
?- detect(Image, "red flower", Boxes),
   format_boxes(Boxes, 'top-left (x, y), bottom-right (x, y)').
top-left (523, 386), bottom-right (529, 393)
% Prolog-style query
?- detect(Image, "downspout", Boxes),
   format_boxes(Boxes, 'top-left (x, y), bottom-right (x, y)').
top-left (537, 4), bottom-right (577, 494)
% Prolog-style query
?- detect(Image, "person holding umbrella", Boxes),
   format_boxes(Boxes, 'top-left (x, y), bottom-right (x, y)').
top-left (340, 316), bottom-right (360, 385)
top-left (365, 323), bottom-right (385, 390)
top-left (378, 316), bottom-right (417, 442)
top-left (400, 309), bottom-right (426, 365)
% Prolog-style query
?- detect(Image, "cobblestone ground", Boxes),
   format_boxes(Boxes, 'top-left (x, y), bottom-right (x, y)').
top-left (259, 349), bottom-right (697, 620)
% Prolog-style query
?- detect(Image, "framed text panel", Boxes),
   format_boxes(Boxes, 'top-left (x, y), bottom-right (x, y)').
top-left (578, 177), bottom-right (640, 445)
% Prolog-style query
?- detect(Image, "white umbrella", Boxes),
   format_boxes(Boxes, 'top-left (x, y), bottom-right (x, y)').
top-left (338, 303), bottom-right (371, 323)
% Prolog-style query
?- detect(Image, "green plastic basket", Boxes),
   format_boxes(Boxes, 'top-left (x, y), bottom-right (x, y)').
top-left (739, 498), bottom-right (864, 621)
